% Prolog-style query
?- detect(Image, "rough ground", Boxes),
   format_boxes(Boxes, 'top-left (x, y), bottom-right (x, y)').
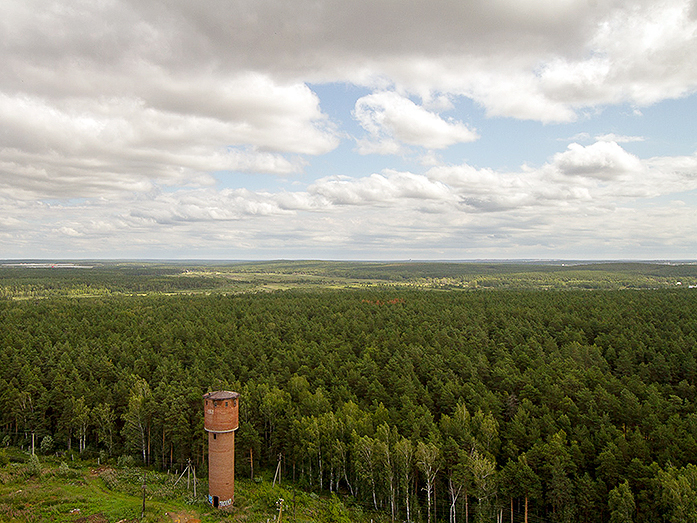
top-left (166, 511), bottom-right (201, 523)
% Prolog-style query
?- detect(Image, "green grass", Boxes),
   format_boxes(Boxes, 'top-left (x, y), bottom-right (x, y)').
top-left (0, 453), bottom-right (384, 523)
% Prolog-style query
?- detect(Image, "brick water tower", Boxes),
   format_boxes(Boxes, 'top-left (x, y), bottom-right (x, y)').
top-left (203, 390), bottom-right (239, 509)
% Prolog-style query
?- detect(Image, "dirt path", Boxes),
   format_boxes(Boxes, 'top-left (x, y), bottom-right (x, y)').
top-left (166, 511), bottom-right (201, 523)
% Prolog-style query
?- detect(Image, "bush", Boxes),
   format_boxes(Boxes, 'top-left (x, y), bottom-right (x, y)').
top-left (117, 455), bottom-right (135, 468)
top-left (0, 449), bottom-right (8, 467)
top-left (40, 435), bottom-right (54, 455)
top-left (322, 494), bottom-right (352, 523)
top-left (26, 454), bottom-right (42, 477)
top-left (100, 468), bottom-right (118, 489)
top-left (56, 461), bottom-right (81, 479)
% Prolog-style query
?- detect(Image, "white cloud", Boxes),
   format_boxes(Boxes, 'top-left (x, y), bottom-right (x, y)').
top-left (309, 171), bottom-right (455, 206)
top-left (0, 77), bottom-right (335, 199)
top-left (552, 141), bottom-right (644, 180)
top-left (2, 142), bottom-right (696, 258)
top-left (4, 0), bottom-right (697, 130)
top-left (467, 69), bottom-right (580, 123)
top-left (595, 134), bottom-right (644, 143)
top-left (538, 1), bottom-right (697, 109)
top-left (353, 92), bottom-right (478, 154)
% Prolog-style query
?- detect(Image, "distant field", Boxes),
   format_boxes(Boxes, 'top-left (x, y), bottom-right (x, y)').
top-left (1, 260), bottom-right (697, 298)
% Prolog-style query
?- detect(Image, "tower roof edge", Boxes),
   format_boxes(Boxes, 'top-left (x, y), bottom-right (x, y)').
top-left (204, 390), bottom-right (240, 400)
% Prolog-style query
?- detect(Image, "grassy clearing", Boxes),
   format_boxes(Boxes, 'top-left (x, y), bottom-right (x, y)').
top-left (0, 451), bottom-right (383, 523)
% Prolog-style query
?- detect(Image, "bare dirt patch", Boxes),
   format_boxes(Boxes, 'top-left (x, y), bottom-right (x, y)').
top-left (166, 510), bottom-right (201, 523)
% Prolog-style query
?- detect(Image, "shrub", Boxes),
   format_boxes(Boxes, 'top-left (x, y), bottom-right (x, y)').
top-left (40, 435), bottom-right (54, 455)
top-left (117, 455), bottom-right (135, 468)
top-left (56, 461), bottom-right (81, 479)
top-left (100, 468), bottom-right (119, 489)
top-left (26, 454), bottom-right (42, 478)
top-left (322, 495), bottom-right (352, 523)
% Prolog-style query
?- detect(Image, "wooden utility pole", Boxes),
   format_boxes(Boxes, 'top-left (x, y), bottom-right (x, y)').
top-left (141, 472), bottom-right (146, 520)
top-left (273, 454), bottom-right (282, 486)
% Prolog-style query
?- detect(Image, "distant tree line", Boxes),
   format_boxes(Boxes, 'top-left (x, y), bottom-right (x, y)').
top-left (2, 289), bottom-right (697, 522)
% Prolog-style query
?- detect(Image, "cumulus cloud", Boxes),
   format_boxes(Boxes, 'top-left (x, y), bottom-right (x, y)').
top-left (552, 141), bottom-right (644, 180)
top-left (2, 140), bottom-right (696, 258)
top-left (309, 171), bottom-right (456, 205)
top-left (4, 0), bottom-right (696, 132)
top-left (353, 92), bottom-right (478, 154)
top-left (0, 80), bottom-right (334, 199)
top-left (425, 140), bottom-right (688, 211)
top-left (536, 1), bottom-right (697, 108)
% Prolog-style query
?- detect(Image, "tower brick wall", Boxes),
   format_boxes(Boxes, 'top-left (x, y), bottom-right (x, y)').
top-left (203, 390), bottom-right (239, 509)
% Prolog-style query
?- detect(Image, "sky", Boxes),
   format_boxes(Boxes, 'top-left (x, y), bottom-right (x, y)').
top-left (1, 0), bottom-right (697, 260)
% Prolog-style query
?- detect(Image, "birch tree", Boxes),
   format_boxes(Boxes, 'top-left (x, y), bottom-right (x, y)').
top-left (470, 449), bottom-right (497, 523)
top-left (376, 423), bottom-right (398, 522)
top-left (355, 434), bottom-right (379, 510)
top-left (92, 402), bottom-right (115, 455)
top-left (71, 397), bottom-right (90, 453)
top-left (395, 436), bottom-right (415, 523)
top-left (122, 377), bottom-right (151, 464)
top-left (417, 440), bottom-right (441, 523)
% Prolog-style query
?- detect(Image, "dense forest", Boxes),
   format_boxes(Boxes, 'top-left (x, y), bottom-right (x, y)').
top-left (2, 263), bottom-right (697, 522)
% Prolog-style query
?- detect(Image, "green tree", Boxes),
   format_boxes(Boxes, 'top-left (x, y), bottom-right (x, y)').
top-left (92, 402), bottom-right (115, 455)
top-left (416, 440), bottom-right (441, 523)
top-left (122, 377), bottom-right (152, 464)
top-left (70, 397), bottom-right (90, 453)
top-left (445, 445), bottom-right (472, 523)
top-left (395, 436), bottom-right (415, 523)
top-left (355, 434), bottom-right (379, 510)
top-left (470, 449), bottom-right (496, 523)
top-left (657, 464), bottom-right (697, 523)
top-left (609, 480), bottom-right (635, 523)
top-left (376, 423), bottom-right (399, 522)
top-left (516, 454), bottom-right (541, 523)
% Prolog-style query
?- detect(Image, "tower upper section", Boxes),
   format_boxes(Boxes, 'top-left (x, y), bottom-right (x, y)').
top-left (203, 390), bottom-right (239, 433)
